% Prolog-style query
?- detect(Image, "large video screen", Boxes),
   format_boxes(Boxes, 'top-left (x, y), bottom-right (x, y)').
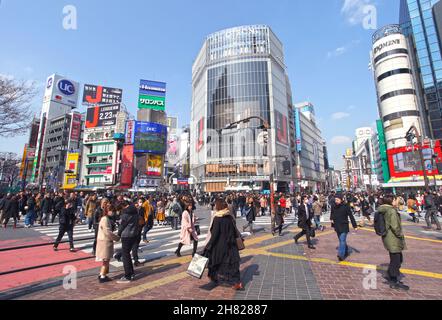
top-left (134, 122), bottom-right (167, 154)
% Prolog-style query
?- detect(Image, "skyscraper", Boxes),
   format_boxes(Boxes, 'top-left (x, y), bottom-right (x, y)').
top-left (400, 0), bottom-right (442, 139)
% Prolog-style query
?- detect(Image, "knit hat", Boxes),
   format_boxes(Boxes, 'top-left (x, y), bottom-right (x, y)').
top-left (335, 193), bottom-right (344, 200)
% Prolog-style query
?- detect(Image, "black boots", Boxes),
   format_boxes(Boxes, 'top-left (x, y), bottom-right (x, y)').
top-left (175, 243), bottom-right (183, 257)
top-left (192, 241), bottom-right (198, 257)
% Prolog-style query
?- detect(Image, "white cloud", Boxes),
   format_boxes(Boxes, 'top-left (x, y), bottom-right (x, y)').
top-left (331, 112), bottom-right (350, 120)
top-left (326, 40), bottom-right (361, 59)
top-left (331, 136), bottom-right (352, 145)
top-left (341, 0), bottom-right (375, 25)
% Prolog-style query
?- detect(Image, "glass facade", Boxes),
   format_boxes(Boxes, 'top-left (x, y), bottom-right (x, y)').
top-left (190, 25), bottom-right (293, 192)
top-left (400, 0), bottom-right (442, 139)
top-left (207, 60), bottom-right (270, 158)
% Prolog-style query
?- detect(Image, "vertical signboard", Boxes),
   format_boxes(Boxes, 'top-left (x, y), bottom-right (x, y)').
top-left (275, 111), bottom-right (288, 145)
top-left (125, 120), bottom-right (135, 145)
top-left (377, 119), bottom-right (390, 182)
top-left (70, 113), bottom-right (82, 142)
top-left (294, 108), bottom-right (302, 152)
top-left (197, 117), bottom-right (204, 152)
top-left (121, 145), bottom-right (134, 186)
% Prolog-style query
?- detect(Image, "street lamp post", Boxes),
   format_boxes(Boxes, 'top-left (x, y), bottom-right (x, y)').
top-left (406, 125), bottom-right (430, 191)
top-left (224, 116), bottom-right (275, 218)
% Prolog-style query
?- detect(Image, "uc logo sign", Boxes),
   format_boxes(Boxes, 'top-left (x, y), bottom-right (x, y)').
top-left (58, 79), bottom-right (76, 96)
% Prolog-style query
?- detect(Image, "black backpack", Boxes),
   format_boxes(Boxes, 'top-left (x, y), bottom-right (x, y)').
top-left (374, 211), bottom-right (387, 237)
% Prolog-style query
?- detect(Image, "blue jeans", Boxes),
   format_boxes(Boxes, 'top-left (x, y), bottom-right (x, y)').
top-left (338, 233), bottom-right (348, 258)
top-left (314, 216), bottom-right (322, 229)
top-left (25, 210), bottom-right (35, 226)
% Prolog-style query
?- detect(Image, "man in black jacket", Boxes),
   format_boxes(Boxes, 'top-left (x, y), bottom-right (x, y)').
top-left (53, 199), bottom-right (76, 252)
top-left (294, 195), bottom-right (315, 249)
top-left (330, 194), bottom-right (358, 261)
top-left (40, 193), bottom-right (54, 226)
top-left (117, 201), bottom-right (139, 284)
top-left (52, 193), bottom-right (65, 224)
top-left (424, 191), bottom-right (441, 230)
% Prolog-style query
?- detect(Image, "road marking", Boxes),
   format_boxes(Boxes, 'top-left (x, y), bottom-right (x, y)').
top-left (96, 271), bottom-right (189, 300)
top-left (360, 227), bottom-right (442, 244)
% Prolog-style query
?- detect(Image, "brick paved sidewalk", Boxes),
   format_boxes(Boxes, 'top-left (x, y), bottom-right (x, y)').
top-left (14, 223), bottom-right (442, 300)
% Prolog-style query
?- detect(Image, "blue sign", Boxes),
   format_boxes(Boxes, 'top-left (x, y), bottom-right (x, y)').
top-left (58, 79), bottom-right (75, 96)
top-left (139, 80), bottom-right (166, 97)
top-left (294, 108), bottom-right (302, 152)
top-left (134, 121), bottom-right (168, 154)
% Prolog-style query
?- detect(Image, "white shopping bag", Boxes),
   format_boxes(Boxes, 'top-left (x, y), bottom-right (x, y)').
top-left (187, 254), bottom-right (209, 279)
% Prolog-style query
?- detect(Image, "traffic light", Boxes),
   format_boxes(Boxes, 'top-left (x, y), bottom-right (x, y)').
top-left (282, 160), bottom-right (291, 176)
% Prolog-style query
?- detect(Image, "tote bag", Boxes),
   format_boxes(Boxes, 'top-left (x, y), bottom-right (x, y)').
top-left (187, 254), bottom-right (209, 279)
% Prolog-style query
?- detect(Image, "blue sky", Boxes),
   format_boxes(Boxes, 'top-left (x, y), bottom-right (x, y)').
top-left (0, 0), bottom-right (399, 168)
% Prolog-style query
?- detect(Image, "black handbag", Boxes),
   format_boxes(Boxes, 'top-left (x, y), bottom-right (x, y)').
top-left (309, 228), bottom-right (316, 238)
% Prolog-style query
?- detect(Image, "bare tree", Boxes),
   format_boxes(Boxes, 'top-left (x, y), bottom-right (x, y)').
top-left (0, 76), bottom-right (37, 137)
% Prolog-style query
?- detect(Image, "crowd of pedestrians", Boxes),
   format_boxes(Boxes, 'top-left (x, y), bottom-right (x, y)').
top-left (1, 188), bottom-right (442, 292)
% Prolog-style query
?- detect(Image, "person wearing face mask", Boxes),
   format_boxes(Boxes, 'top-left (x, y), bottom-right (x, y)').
top-left (330, 194), bottom-right (358, 261)
top-left (53, 199), bottom-right (76, 252)
top-left (293, 195), bottom-right (315, 249)
top-left (96, 204), bottom-right (120, 283)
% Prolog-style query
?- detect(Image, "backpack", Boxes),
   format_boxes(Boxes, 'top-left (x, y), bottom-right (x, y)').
top-left (172, 203), bottom-right (181, 214)
top-left (374, 211), bottom-right (387, 237)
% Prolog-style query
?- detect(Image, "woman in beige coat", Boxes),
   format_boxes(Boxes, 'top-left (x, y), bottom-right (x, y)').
top-left (96, 204), bottom-right (120, 283)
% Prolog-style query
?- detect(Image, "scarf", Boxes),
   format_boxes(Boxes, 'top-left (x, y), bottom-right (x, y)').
top-left (214, 208), bottom-right (230, 218)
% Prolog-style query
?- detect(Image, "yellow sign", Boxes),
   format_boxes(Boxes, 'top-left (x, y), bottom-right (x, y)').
top-left (63, 153), bottom-right (80, 189)
top-left (346, 148), bottom-right (353, 157)
top-left (147, 155), bottom-right (163, 177)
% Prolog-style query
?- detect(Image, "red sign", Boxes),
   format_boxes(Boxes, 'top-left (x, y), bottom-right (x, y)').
top-left (121, 145), bottom-right (134, 186)
top-left (197, 117), bottom-right (204, 152)
top-left (70, 113), bottom-right (82, 141)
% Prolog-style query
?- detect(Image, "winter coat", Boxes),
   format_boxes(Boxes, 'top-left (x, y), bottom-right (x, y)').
top-left (4, 197), bottom-right (19, 219)
top-left (85, 199), bottom-right (97, 218)
top-left (26, 197), bottom-right (36, 212)
top-left (204, 210), bottom-right (241, 281)
top-left (312, 201), bottom-right (322, 216)
top-left (378, 204), bottom-right (407, 254)
top-left (179, 210), bottom-right (198, 245)
top-left (330, 203), bottom-right (357, 235)
top-left (118, 205), bottom-right (139, 239)
top-left (54, 196), bottom-right (65, 212)
top-left (58, 206), bottom-right (76, 227)
top-left (96, 215), bottom-right (120, 261)
top-left (243, 204), bottom-right (256, 223)
top-left (40, 197), bottom-right (54, 213)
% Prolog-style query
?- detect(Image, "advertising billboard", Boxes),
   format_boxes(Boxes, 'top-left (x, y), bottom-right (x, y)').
top-left (43, 74), bottom-right (79, 108)
top-left (63, 153), bottom-right (80, 189)
top-left (196, 117), bottom-right (204, 152)
top-left (138, 80), bottom-right (166, 111)
top-left (70, 113), bottom-right (82, 141)
top-left (133, 122), bottom-right (167, 154)
top-left (85, 104), bottom-right (121, 129)
top-left (294, 108), bottom-right (302, 152)
top-left (167, 135), bottom-right (179, 164)
top-left (121, 145), bottom-right (134, 186)
top-left (166, 116), bottom-right (178, 135)
top-left (125, 120), bottom-right (135, 145)
top-left (147, 155), bottom-right (163, 177)
top-left (275, 111), bottom-right (288, 145)
top-left (82, 84), bottom-right (123, 105)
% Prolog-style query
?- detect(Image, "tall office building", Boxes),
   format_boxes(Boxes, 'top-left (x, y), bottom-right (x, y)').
top-left (400, 0), bottom-right (442, 139)
top-left (190, 25), bottom-right (293, 193)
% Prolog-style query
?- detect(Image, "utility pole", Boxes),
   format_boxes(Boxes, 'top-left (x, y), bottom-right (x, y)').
top-left (406, 125), bottom-right (429, 191)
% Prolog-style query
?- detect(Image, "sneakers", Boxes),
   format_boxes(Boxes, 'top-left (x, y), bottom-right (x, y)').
top-left (308, 245), bottom-right (316, 250)
top-left (70, 248), bottom-right (76, 253)
top-left (53, 246), bottom-right (58, 251)
top-left (390, 282), bottom-right (410, 291)
top-left (116, 277), bottom-right (132, 284)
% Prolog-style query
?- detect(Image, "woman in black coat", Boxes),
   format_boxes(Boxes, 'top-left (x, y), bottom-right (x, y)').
top-left (242, 197), bottom-right (256, 234)
top-left (204, 199), bottom-right (243, 290)
top-left (3, 195), bottom-right (19, 228)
